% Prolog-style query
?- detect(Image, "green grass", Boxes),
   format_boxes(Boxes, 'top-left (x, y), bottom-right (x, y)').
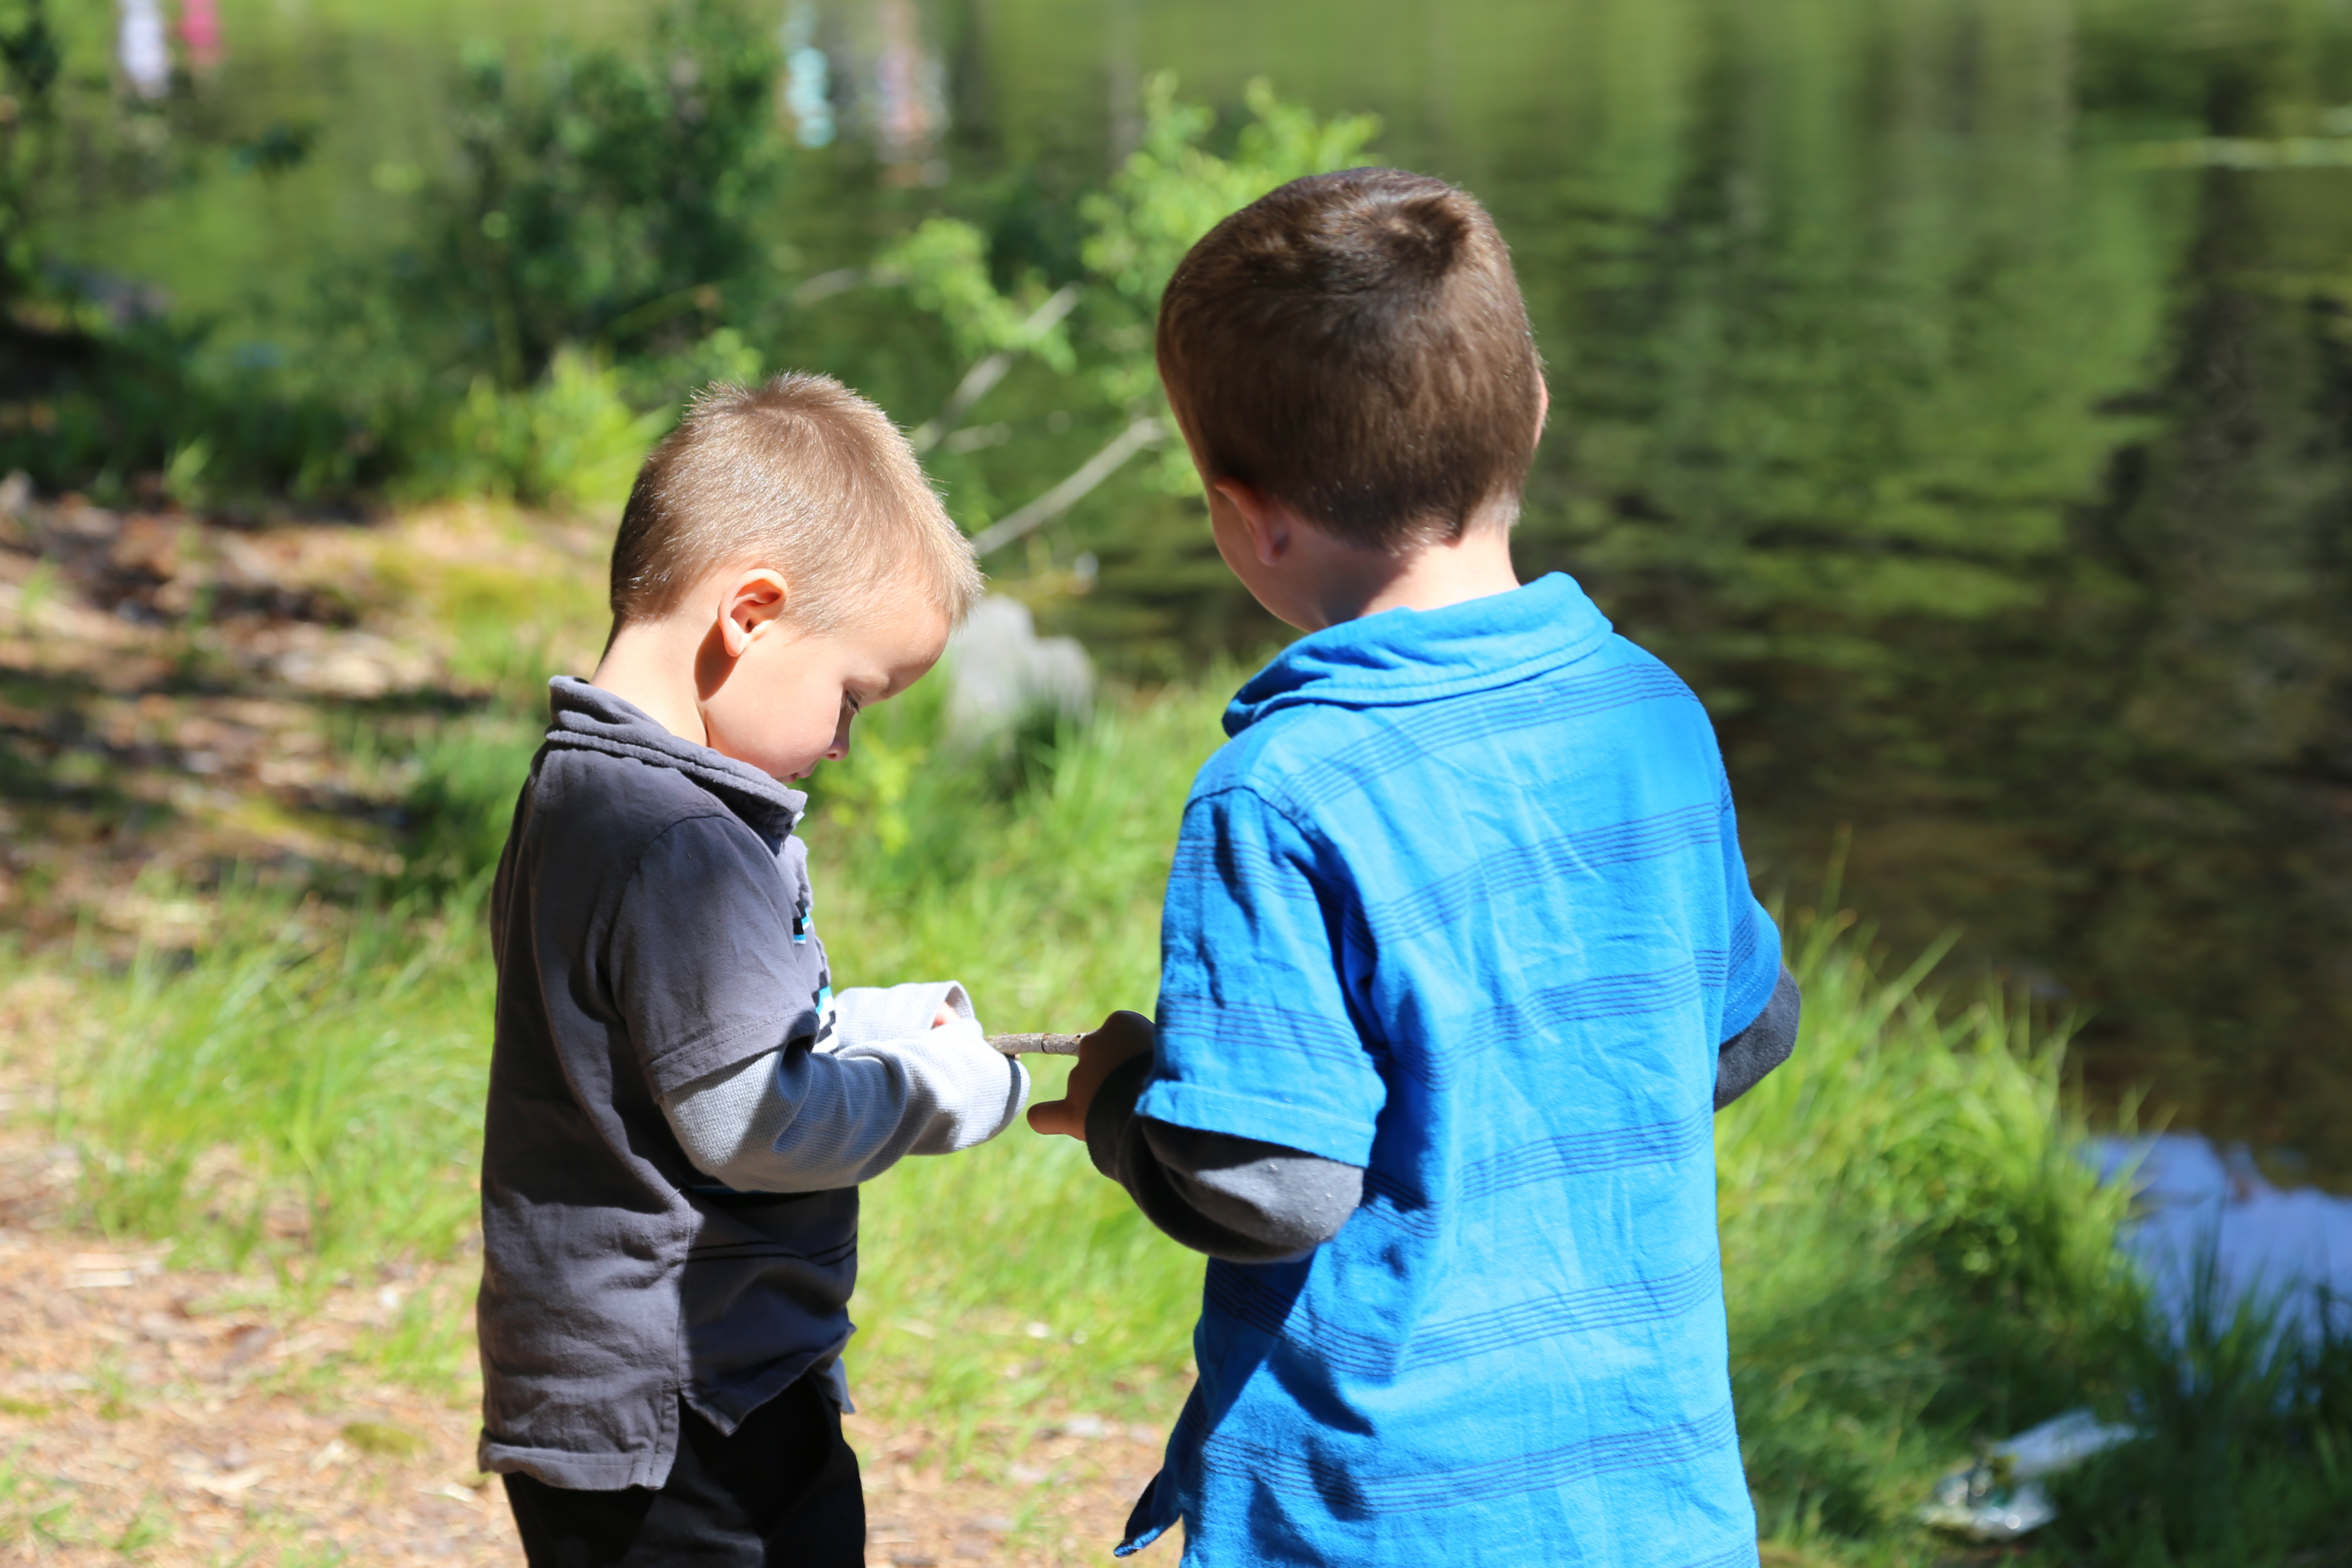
top-left (48, 888), bottom-right (493, 1276)
top-left (8, 666), bottom-right (2351, 1563)
top-left (1715, 910), bottom-right (2137, 1551)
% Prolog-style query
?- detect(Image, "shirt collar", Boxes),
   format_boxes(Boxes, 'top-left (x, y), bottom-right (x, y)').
top-left (1224, 573), bottom-right (1614, 737)
top-left (541, 676), bottom-right (806, 839)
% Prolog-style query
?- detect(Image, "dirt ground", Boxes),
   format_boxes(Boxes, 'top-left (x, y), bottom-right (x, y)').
top-left (0, 487), bottom-right (596, 949)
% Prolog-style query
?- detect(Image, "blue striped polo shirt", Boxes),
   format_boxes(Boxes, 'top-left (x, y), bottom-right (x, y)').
top-left (1122, 573), bottom-right (1775, 1567)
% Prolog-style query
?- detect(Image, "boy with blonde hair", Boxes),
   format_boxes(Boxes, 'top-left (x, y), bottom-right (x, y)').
top-left (478, 373), bottom-right (1028, 1565)
top-left (1032, 171), bottom-right (1800, 1565)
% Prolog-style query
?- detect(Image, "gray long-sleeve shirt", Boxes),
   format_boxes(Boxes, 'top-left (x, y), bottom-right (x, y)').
top-left (478, 679), bottom-right (1026, 1491)
top-left (1086, 965), bottom-right (1803, 1264)
top-left (660, 980), bottom-right (1028, 1193)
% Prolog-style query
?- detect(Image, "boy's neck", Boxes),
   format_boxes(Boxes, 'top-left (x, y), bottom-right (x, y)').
top-left (591, 618), bottom-right (710, 746)
top-left (1206, 469), bottom-right (1526, 633)
top-left (1331, 522), bottom-right (1522, 628)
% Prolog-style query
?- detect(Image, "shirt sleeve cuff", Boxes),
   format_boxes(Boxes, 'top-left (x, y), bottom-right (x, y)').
top-left (830, 980), bottom-right (975, 1049)
top-left (1133, 1079), bottom-right (1377, 1168)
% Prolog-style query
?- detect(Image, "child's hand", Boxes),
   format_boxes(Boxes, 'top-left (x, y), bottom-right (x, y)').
top-left (1026, 1010), bottom-right (1153, 1140)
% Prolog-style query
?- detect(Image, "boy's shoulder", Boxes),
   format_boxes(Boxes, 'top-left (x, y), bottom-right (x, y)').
top-left (514, 735), bottom-right (806, 921)
top-left (1183, 699), bottom-right (1354, 830)
top-left (501, 683), bottom-right (813, 962)
top-left (524, 679), bottom-right (805, 855)
top-left (1191, 628), bottom-right (1710, 824)
top-left (530, 738), bottom-right (751, 842)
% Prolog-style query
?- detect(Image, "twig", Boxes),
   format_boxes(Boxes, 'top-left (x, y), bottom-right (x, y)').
top-left (910, 285), bottom-right (1083, 453)
top-left (989, 1033), bottom-right (1081, 1056)
top-left (967, 416), bottom-right (1165, 558)
top-left (791, 267), bottom-right (868, 307)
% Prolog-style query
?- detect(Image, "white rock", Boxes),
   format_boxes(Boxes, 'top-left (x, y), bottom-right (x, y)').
top-left (944, 596), bottom-right (1092, 745)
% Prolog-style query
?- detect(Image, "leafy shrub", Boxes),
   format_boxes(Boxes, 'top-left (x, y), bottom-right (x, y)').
top-left (407, 0), bottom-right (790, 389)
top-left (420, 349), bottom-right (678, 510)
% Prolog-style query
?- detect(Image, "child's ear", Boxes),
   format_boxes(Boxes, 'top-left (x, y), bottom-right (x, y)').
top-left (717, 569), bottom-right (791, 655)
top-left (1213, 479), bottom-right (1290, 567)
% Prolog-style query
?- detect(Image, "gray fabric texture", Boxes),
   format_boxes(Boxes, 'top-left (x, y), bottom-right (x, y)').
top-left (1714, 965), bottom-right (1802, 1109)
top-left (659, 980), bottom-right (1029, 1194)
top-left (476, 678), bottom-right (880, 1491)
top-left (1085, 1054), bottom-right (1362, 1264)
top-left (1085, 963), bottom-right (1803, 1264)
top-left (829, 980), bottom-right (975, 1047)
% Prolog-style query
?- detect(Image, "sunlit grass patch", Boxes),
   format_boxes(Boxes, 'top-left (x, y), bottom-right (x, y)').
top-left (51, 891), bottom-right (493, 1282)
top-left (0, 1447), bottom-right (84, 1554)
top-left (852, 1077), bottom-right (1203, 1450)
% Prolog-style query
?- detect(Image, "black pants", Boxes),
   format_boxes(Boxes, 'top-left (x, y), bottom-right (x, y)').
top-left (503, 1377), bottom-right (864, 1567)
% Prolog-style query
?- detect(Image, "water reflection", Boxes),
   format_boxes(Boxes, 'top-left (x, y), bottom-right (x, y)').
top-left (181, 0), bottom-right (221, 74)
top-left (781, 0), bottom-right (836, 147)
top-left (2097, 1134), bottom-right (2352, 1363)
top-left (116, 0), bottom-right (168, 98)
top-left (972, 0), bottom-right (2352, 1179)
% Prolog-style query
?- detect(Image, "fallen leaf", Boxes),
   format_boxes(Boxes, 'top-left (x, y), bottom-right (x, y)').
top-left (341, 1419), bottom-right (430, 1459)
top-left (198, 1465), bottom-right (270, 1496)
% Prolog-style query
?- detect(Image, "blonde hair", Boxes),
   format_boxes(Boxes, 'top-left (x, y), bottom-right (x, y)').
top-left (609, 372), bottom-right (981, 632)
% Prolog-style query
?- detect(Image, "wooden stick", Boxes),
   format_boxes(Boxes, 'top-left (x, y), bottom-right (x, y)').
top-left (966, 416), bottom-right (1165, 557)
top-left (989, 1032), bottom-right (1083, 1057)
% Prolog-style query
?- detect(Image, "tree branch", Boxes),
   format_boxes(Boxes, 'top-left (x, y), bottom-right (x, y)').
top-left (910, 285), bottom-right (1082, 453)
top-left (968, 416), bottom-right (1165, 558)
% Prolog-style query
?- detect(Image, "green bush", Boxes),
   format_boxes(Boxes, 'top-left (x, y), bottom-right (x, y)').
top-left (420, 348), bottom-right (678, 510)
top-left (416, 0), bottom-right (793, 388)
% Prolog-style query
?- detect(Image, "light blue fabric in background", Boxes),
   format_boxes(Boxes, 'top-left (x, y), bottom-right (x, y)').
top-left (1123, 573), bottom-right (1779, 1567)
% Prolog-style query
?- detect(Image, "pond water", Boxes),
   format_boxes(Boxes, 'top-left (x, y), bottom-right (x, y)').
top-left (50, 0), bottom-right (2352, 1180)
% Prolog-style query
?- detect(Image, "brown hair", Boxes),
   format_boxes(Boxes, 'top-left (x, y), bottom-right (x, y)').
top-left (608, 372), bottom-right (981, 631)
top-left (1156, 168), bottom-right (1544, 550)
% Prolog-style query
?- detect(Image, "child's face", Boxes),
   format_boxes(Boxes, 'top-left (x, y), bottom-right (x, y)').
top-left (698, 574), bottom-right (950, 782)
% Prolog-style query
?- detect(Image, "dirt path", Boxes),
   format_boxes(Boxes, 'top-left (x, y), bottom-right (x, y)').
top-left (0, 492), bottom-right (594, 950)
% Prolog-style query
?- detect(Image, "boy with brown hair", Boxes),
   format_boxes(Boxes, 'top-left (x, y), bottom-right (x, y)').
top-left (477, 373), bottom-right (1029, 1566)
top-left (1031, 170), bottom-right (1799, 1564)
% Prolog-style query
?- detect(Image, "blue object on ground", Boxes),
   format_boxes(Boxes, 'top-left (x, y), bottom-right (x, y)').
top-left (2095, 1133), bottom-right (2352, 1357)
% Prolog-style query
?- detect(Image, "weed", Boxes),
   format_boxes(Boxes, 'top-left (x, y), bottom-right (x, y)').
top-left (347, 1276), bottom-right (478, 1396)
top-left (2049, 1253), bottom-right (2352, 1566)
top-left (12, 558), bottom-right (57, 625)
top-left (337, 1421), bottom-right (430, 1461)
top-left (274, 1545), bottom-right (349, 1568)
top-left (112, 1500), bottom-right (171, 1553)
top-left (88, 1348), bottom-right (138, 1421)
top-left (0, 1448), bottom-right (80, 1550)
